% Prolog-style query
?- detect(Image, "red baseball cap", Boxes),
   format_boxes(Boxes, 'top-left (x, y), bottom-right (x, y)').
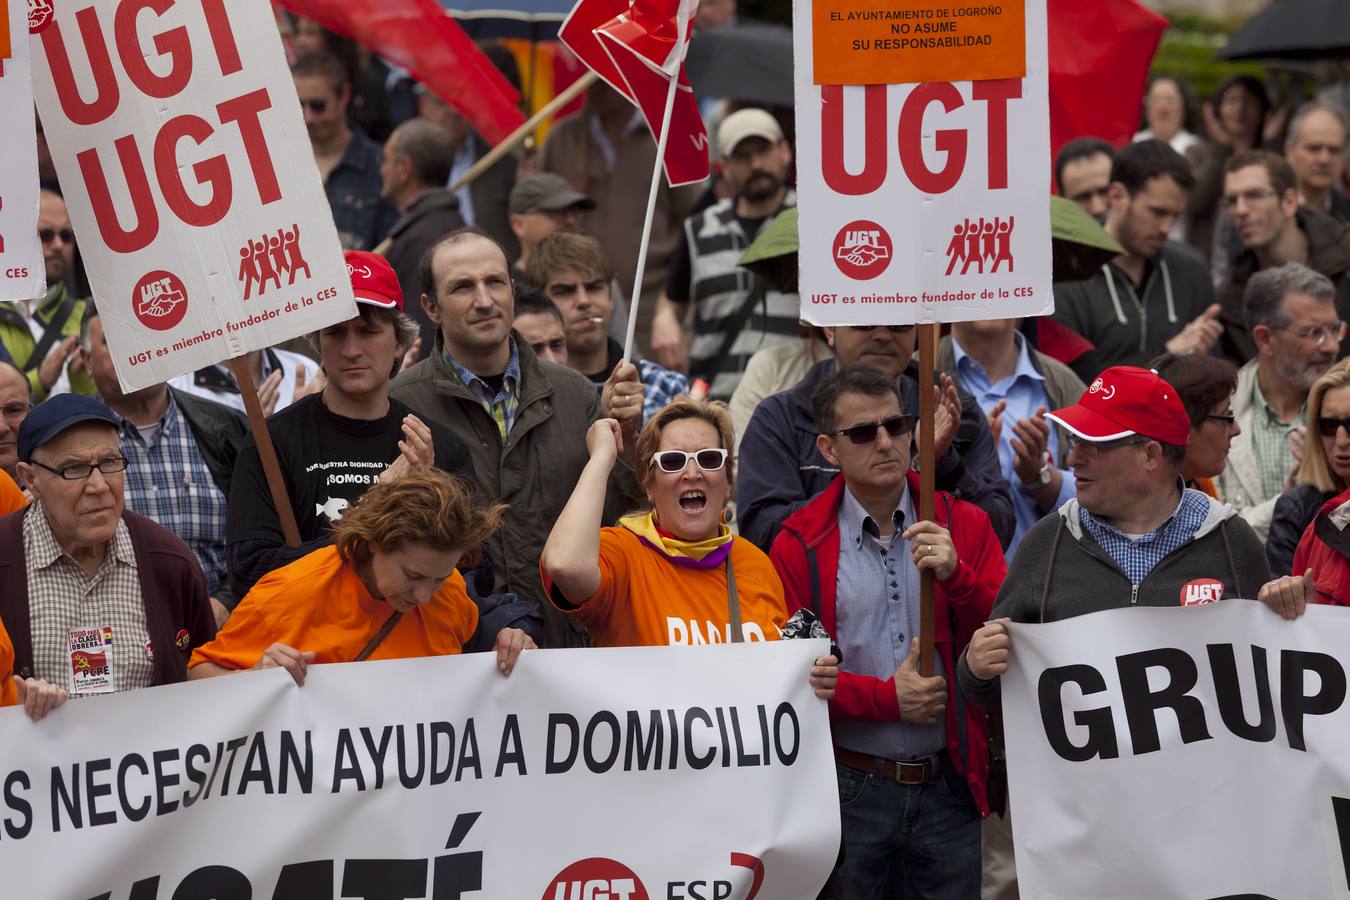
top-left (1046, 366), bottom-right (1191, 446)
top-left (344, 250), bottom-right (402, 310)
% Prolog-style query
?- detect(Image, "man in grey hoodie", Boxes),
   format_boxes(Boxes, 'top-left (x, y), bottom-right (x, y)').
top-left (959, 365), bottom-right (1273, 707)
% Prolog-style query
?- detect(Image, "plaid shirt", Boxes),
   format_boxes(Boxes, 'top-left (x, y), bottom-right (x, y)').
top-left (636, 358), bottom-right (690, 423)
top-left (1249, 379), bottom-right (1304, 502)
top-left (114, 394), bottom-right (228, 596)
top-left (445, 338), bottom-right (522, 441)
top-left (23, 503), bottom-right (153, 693)
top-left (1080, 485), bottom-right (1211, 586)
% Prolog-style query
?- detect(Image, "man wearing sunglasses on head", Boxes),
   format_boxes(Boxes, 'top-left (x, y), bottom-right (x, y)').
top-left (737, 321), bottom-right (1014, 553)
top-left (0, 396), bottom-right (216, 704)
top-left (0, 191), bottom-right (94, 402)
top-left (1217, 263), bottom-right (1343, 541)
top-left (961, 366), bottom-right (1273, 707)
top-left (770, 366), bottom-right (1005, 898)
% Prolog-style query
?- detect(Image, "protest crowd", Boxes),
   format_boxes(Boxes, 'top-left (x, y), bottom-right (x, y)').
top-left (3, 3), bottom-right (1350, 898)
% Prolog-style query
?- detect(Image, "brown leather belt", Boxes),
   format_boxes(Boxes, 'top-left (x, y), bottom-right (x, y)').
top-left (834, 746), bottom-right (948, 784)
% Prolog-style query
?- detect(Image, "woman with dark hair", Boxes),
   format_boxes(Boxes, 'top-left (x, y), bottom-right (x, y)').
top-left (1267, 358), bottom-right (1350, 575)
top-left (541, 400), bottom-right (837, 692)
top-left (1135, 76), bottom-right (1202, 157)
top-left (189, 471), bottom-right (533, 684)
top-left (1187, 75), bottom-right (1275, 271)
top-left (1149, 352), bottom-right (1241, 497)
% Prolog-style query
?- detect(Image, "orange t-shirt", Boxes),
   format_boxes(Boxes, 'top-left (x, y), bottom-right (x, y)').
top-left (0, 469), bottom-right (25, 518)
top-left (0, 617), bottom-right (16, 707)
top-left (547, 528), bottom-right (788, 648)
top-left (190, 545), bottom-right (479, 670)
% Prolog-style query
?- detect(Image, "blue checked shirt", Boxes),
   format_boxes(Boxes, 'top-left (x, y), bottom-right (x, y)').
top-left (445, 338), bottom-right (522, 441)
top-left (1080, 485), bottom-right (1211, 587)
top-left (636, 358), bottom-right (690, 423)
top-left (832, 485), bottom-right (946, 761)
top-left (114, 394), bottom-right (228, 596)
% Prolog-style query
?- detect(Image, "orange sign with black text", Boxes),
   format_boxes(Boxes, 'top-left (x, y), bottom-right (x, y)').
top-left (812, 0), bottom-right (1024, 86)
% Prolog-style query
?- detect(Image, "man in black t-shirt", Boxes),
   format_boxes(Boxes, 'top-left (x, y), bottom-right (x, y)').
top-left (227, 253), bottom-right (540, 647)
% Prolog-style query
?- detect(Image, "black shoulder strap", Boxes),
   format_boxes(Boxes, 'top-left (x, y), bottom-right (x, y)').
top-left (21, 292), bottom-right (76, 372)
top-left (357, 611), bottom-right (403, 661)
top-left (726, 552), bottom-right (743, 643)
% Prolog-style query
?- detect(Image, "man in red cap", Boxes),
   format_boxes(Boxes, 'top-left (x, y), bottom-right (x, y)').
top-left (224, 252), bottom-right (540, 653)
top-left (959, 366), bottom-right (1273, 702)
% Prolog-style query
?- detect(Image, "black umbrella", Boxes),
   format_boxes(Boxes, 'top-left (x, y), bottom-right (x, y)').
top-left (1217, 0), bottom-right (1350, 61)
top-left (685, 22), bottom-right (794, 108)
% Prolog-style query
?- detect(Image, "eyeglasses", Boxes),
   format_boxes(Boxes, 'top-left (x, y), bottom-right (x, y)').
top-left (845, 324), bottom-right (916, 333)
top-left (301, 98), bottom-right (329, 114)
top-left (1280, 321), bottom-right (1347, 347)
top-left (1316, 416), bottom-right (1350, 439)
top-left (829, 415), bottom-right (915, 445)
top-left (30, 457), bottom-right (128, 481)
top-left (1220, 188), bottom-right (1278, 210)
top-left (1, 402), bottom-right (32, 422)
top-left (653, 448), bottom-right (728, 474)
top-left (38, 228), bottom-right (75, 245)
top-left (1204, 412), bottom-right (1237, 427)
top-left (1064, 435), bottom-right (1149, 457)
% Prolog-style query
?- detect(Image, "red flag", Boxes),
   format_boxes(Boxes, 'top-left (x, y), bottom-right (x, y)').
top-left (1048, 0), bottom-right (1169, 165)
top-left (561, 0), bottom-right (709, 187)
top-left (276, 0), bottom-right (525, 146)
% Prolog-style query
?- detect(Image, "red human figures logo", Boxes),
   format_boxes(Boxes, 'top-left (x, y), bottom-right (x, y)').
top-left (833, 220), bottom-right (893, 280)
top-left (133, 270), bottom-right (189, 331)
top-left (28, 0), bottom-right (54, 33)
top-left (238, 224), bottom-right (310, 300)
top-left (944, 215), bottom-right (1015, 276)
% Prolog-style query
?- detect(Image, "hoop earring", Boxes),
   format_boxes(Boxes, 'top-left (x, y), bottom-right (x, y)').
top-left (721, 505), bottom-right (736, 526)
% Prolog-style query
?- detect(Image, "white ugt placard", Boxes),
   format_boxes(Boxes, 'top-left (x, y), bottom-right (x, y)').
top-left (29, 0), bottom-right (356, 391)
top-left (793, 0), bottom-right (1052, 325)
top-left (0, 0), bottom-right (46, 302)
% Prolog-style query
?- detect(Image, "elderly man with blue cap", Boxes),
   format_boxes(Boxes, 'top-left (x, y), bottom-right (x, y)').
top-left (0, 394), bottom-right (215, 702)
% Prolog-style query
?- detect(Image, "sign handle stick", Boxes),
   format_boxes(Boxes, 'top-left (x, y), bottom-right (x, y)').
top-left (621, 56), bottom-right (685, 365)
top-left (372, 72), bottom-right (598, 258)
top-left (229, 357), bottom-right (302, 547)
top-left (917, 322), bottom-right (937, 677)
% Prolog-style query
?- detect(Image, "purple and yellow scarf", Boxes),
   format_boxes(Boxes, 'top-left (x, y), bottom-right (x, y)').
top-left (619, 512), bottom-right (734, 570)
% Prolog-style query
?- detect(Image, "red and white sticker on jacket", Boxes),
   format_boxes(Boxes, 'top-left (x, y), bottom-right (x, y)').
top-left (1181, 578), bottom-right (1224, 607)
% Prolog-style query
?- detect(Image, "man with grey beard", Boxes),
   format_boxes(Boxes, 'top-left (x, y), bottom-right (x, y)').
top-left (1218, 263), bottom-right (1344, 539)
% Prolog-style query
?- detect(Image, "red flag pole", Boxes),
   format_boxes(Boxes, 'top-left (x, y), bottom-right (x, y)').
top-left (917, 323), bottom-right (937, 677)
top-left (620, 45), bottom-right (688, 365)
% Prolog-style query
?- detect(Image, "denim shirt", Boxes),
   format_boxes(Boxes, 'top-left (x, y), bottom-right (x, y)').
top-left (326, 126), bottom-right (398, 251)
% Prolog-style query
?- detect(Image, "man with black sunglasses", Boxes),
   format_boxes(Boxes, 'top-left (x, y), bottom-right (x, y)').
top-left (292, 52), bottom-right (397, 252)
top-left (960, 366), bottom-right (1272, 705)
top-left (0, 395), bottom-right (216, 700)
top-left (0, 190), bottom-right (94, 402)
top-left (770, 365), bottom-right (1005, 897)
top-left (737, 320), bottom-right (1013, 552)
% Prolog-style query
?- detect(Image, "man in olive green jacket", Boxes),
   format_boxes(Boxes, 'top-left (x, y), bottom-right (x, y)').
top-left (391, 228), bottom-right (642, 648)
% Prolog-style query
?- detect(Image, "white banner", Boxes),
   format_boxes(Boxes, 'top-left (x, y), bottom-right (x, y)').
top-left (1002, 600), bottom-right (1350, 899)
top-left (0, 640), bottom-right (838, 899)
top-left (0, 0), bottom-right (46, 302)
top-left (28, 0), bottom-right (356, 391)
top-left (792, 0), bottom-right (1052, 326)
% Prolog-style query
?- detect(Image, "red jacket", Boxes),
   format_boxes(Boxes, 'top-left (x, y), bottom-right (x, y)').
top-left (769, 472), bottom-right (1006, 814)
top-left (1292, 486), bottom-right (1350, 605)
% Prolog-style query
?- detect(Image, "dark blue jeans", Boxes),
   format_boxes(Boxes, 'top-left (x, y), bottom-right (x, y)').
top-left (825, 761), bottom-right (982, 900)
